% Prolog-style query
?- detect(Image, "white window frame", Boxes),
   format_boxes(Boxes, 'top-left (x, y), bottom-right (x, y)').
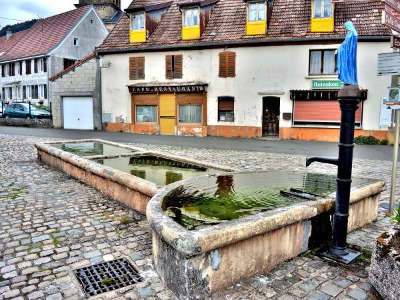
top-left (131, 12), bottom-right (145, 31)
top-left (313, 0), bottom-right (333, 19)
top-left (248, 1), bottom-right (266, 22)
top-left (183, 7), bottom-right (200, 27)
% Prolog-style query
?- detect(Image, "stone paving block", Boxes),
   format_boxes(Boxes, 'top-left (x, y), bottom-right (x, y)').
top-left (3, 289), bottom-right (20, 299)
top-left (27, 291), bottom-right (44, 300)
top-left (319, 282), bottom-right (345, 297)
top-left (347, 287), bottom-right (367, 300)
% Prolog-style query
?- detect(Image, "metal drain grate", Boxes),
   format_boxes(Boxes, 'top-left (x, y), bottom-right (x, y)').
top-left (74, 258), bottom-right (143, 297)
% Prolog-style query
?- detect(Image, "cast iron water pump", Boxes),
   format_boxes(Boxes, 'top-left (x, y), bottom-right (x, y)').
top-left (306, 85), bottom-right (361, 263)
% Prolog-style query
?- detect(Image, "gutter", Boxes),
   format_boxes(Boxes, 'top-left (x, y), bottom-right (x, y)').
top-left (96, 35), bottom-right (391, 55)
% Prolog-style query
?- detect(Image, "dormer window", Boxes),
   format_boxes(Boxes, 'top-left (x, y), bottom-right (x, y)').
top-left (132, 12), bottom-right (145, 31)
top-left (130, 12), bottom-right (146, 43)
top-left (246, 1), bottom-right (266, 35)
top-left (248, 2), bottom-right (265, 22)
top-left (182, 7), bottom-right (200, 40)
top-left (311, 0), bottom-right (334, 32)
top-left (313, 0), bottom-right (332, 19)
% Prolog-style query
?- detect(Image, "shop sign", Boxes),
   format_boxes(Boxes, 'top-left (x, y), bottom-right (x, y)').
top-left (128, 84), bottom-right (207, 94)
top-left (380, 97), bottom-right (393, 126)
top-left (384, 4), bottom-right (400, 33)
top-left (312, 80), bottom-right (343, 90)
top-left (378, 52), bottom-right (400, 75)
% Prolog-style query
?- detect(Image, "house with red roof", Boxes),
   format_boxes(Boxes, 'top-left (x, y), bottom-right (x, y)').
top-left (0, 5), bottom-right (108, 107)
top-left (97, 0), bottom-right (392, 142)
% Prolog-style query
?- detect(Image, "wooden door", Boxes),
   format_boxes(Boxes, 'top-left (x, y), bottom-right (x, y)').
top-left (159, 94), bottom-right (176, 135)
top-left (262, 97), bottom-right (280, 137)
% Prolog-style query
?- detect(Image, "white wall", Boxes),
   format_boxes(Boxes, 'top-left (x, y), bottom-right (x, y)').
top-left (101, 41), bottom-right (391, 130)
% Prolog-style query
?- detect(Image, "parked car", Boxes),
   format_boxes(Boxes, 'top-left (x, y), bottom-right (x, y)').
top-left (4, 103), bottom-right (51, 119)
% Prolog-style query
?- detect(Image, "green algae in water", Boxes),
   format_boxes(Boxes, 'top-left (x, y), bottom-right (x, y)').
top-left (52, 142), bottom-right (133, 156)
top-left (96, 155), bottom-right (219, 186)
top-left (162, 172), bottom-right (376, 230)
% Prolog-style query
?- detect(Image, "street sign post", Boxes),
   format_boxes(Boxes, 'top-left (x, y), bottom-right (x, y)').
top-left (380, 0), bottom-right (400, 215)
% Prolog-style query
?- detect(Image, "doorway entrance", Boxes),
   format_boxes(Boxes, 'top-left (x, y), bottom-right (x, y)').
top-left (159, 94), bottom-right (176, 135)
top-left (262, 97), bottom-right (280, 137)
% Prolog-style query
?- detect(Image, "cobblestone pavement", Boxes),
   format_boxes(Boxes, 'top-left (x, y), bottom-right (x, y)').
top-left (0, 133), bottom-right (397, 300)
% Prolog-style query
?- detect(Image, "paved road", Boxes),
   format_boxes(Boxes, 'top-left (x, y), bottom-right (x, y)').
top-left (0, 125), bottom-right (394, 161)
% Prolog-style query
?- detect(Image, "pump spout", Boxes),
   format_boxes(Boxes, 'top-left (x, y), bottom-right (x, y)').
top-left (306, 157), bottom-right (339, 167)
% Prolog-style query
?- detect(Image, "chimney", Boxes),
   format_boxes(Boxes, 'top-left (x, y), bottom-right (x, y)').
top-left (6, 28), bottom-right (12, 40)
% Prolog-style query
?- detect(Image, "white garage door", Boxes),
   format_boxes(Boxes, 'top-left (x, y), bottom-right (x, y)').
top-left (63, 97), bottom-right (94, 130)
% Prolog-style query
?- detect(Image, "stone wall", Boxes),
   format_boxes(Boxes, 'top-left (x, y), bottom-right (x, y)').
top-left (50, 57), bottom-right (102, 130)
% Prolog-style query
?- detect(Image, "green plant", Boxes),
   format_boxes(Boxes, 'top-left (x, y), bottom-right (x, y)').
top-left (357, 249), bottom-right (372, 265)
top-left (101, 277), bottom-right (115, 286)
top-left (380, 139), bottom-right (389, 145)
top-left (391, 206), bottom-right (400, 224)
top-left (120, 215), bottom-right (133, 225)
top-left (354, 136), bottom-right (380, 145)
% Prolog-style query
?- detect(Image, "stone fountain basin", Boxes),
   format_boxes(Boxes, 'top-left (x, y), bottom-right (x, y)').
top-left (35, 139), bottom-right (233, 214)
top-left (147, 171), bottom-right (385, 299)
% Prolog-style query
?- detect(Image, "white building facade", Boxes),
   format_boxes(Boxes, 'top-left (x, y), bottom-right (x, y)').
top-left (0, 6), bottom-right (108, 107)
top-left (98, 0), bottom-right (391, 142)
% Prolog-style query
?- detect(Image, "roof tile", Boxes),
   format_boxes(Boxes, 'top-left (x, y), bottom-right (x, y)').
top-left (98, 0), bottom-right (390, 52)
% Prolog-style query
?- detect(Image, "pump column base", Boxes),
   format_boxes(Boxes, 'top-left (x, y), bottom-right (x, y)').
top-left (320, 248), bottom-right (361, 265)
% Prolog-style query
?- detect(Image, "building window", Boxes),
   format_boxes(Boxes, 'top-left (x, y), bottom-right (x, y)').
top-left (129, 57), bottom-right (145, 80)
top-left (8, 87), bottom-right (13, 100)
top-left (41, 58), bottom-right (47, 73)
top-left (18, 61), bottom-right (22, 75)
top-left (34, 59), bottom-right (39, 73)
top-left (309, 49), bottom-right (336, 75)
top-left (43, 85), bottom-right (47, 99)
top-left (179, 104), bottom-right (202, 123)
top-left (219, 51), bottom-right (236, 78)
top-left (31, 85), bottom-right (38, 99)
top-left (1, 65), bottom-right (5, 77)
top-left (131, 12), bottom-right (145, 31)
top-left (248, 1), bottom-right (266, 22)
top-left (313, 0), bottom-right (333, 19)
top-left (1, 88), bottom-right (5, 100)
top-left (166, 55), bottom-right (183, 79)
top-left (9, 63), bottom-right (15, 76)
top-left (183, 7), bottom-right (199, 27)
top-left (136, 105), bottom-right (157, 122)
top-left (218, 96), bottom-right (234, 122)
top-left (26, 59), bottom-right (31, 75)
top-left (23, 86), bottom-right (26, 99)
top-left (63, 59), bottom-right (76, 69)
top-left (73, 38), bottom-right (79, 46)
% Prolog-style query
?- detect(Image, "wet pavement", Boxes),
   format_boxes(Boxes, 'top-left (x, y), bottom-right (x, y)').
top-left (0, 133), bottom-right (396, 299)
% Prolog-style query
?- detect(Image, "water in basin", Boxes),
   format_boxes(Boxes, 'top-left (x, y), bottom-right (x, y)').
top-left (52, 142), bottom-right (134, 156)
top-left (162, 171), bottom-right (376, 230)
top-left (96, 155), bottom-right (219, 186)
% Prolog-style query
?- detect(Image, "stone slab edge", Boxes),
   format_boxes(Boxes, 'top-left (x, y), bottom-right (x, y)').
top-left (147, 173), bottom-right (385, 257)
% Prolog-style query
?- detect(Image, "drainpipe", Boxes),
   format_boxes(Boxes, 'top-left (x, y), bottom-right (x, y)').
top-left (97, 55), bottom-right (103, 131)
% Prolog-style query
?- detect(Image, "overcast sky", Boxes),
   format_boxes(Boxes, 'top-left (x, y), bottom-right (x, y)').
top-left (0, 0), bottom-right (132, 28)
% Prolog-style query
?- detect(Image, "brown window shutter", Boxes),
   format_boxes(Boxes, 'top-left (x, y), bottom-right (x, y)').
top-left (129, 57), bottom-right (136, 80)
top-left (218, 99), bottom-right (234, 111)
top-left (219, 52), bottom-right (227, 78)
top-left (174, 55), bottom-right (183, 79)
top-left (227, 52), bottom-right (236, 77)
top-left (137, 57), bottom-right (145, 79)
top-left (166, 55), bottom-right (173, 79)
